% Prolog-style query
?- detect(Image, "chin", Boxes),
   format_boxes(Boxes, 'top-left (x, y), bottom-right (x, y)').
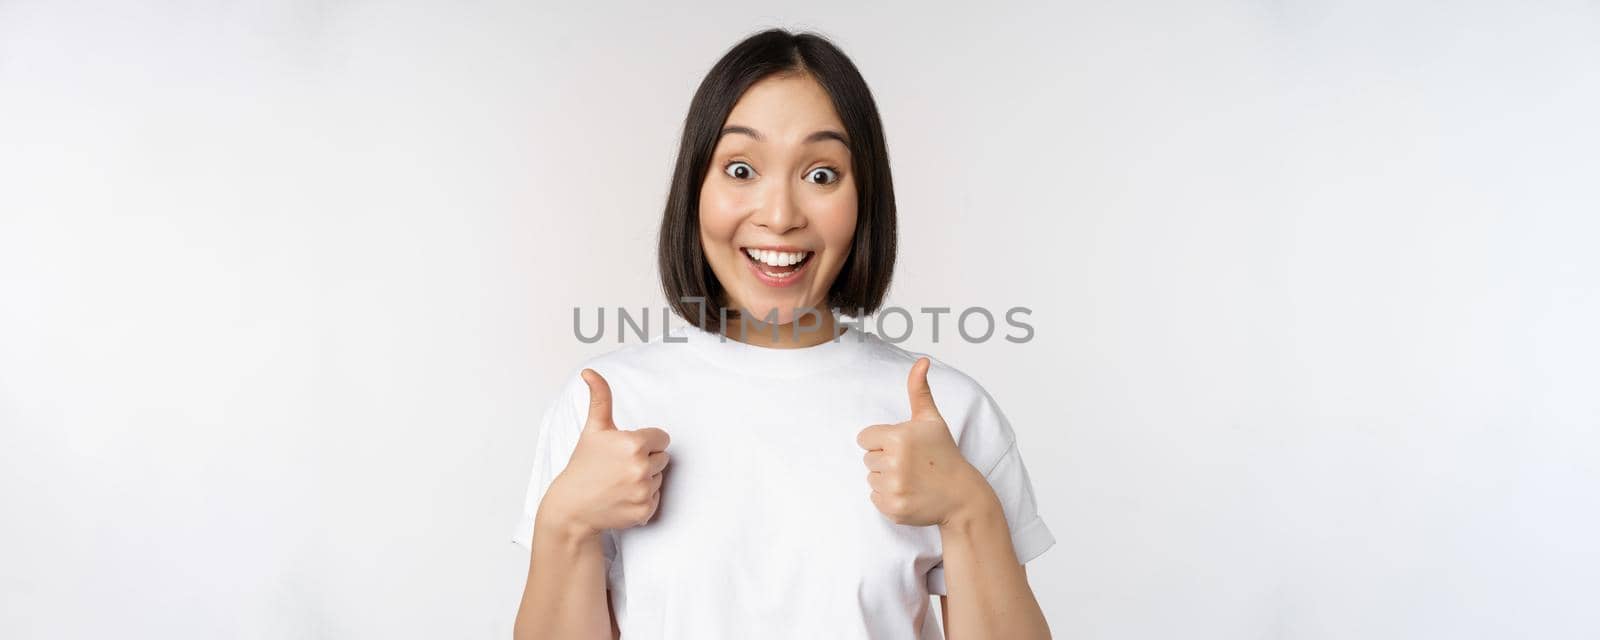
top-left (741, 304), bottom-right (794, 325)
top-left (734, 296), bottom-right (820, 325)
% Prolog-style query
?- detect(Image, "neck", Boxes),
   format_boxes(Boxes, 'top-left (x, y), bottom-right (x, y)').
top-left (718, 307), bottom-right (842, 349)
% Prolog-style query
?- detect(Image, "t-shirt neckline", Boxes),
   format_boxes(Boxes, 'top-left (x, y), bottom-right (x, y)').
top-left (676, 320), bottom-right (871, 378)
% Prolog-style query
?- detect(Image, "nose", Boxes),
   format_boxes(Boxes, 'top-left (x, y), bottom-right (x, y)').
top-left (753, 177), bottom-right (807, 234)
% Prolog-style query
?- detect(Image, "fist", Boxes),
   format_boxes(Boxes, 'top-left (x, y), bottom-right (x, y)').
top-left (856, 357), bottom-right (988, 527)
top-left (544, 368), bottom-right (672, 538)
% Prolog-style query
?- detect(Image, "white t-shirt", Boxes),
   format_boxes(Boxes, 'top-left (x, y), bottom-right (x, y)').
top-left (511, 321), bottom-right (1054, 639)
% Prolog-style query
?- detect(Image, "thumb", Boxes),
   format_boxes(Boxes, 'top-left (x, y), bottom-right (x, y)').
top-left (906, 357), bottom-right (941, 419)
top-left (580, 368), bottom-right (617, 431)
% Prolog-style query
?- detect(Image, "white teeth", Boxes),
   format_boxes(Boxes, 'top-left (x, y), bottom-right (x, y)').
top-left (744, 248), bottom-right (810, 267)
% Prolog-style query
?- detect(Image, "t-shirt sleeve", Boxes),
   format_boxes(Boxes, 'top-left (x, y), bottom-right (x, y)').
top-left (925, 385), bottom-right (1055, 596)
top-left (510, 371), bottom-right (622, 589)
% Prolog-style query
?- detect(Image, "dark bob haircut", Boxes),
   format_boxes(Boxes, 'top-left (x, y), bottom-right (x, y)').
top-left (657, 28), bottom-right (896, 329)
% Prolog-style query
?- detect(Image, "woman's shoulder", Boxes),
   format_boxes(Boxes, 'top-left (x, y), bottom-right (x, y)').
top-left (549, 325), bottom-right (702, 391)
top-left (853, 332), bottom-right (997, 408)
top-left (572, 337), bottom-right (671, 371)
top-left (856, 334), bottom-right (1020, 465)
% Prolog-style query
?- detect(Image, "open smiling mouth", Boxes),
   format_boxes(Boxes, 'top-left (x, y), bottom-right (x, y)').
top-left (742, 247), bottom-right (814, 286)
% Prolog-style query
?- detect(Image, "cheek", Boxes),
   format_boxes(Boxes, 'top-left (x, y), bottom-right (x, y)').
top-left (818, 188), bottom-right (859, 256)
top-left (829, 206), bottom-right (858, 248)
top-left (697, 183), bottom-right (742, 245)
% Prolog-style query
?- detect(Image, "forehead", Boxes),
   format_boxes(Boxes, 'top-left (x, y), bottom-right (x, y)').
top-left (723, 72), bottom-right (845, 137)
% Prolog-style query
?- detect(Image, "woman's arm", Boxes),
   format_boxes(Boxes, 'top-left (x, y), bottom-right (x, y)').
top-left (512, 506), bottom-right (612, 640)
top-left (516, 368), bottom-right (668, 639)
top-left (858, 359), bottom-right (1052, 638)
top-left (938, 485), bottom-right (1051, 639)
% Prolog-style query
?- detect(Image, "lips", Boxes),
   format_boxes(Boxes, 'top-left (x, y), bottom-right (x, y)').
top-left (742, 247), bottom-right (813, 287)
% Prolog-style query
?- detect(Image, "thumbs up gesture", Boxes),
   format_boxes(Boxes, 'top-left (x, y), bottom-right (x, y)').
top-left (856, 358), bottom-right (993, 528)
top-left (543, 369), bottom-right (672, 539)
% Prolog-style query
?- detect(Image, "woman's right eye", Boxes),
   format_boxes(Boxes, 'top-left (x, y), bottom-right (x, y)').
top-left (724, 161), bottom-right (755, 180)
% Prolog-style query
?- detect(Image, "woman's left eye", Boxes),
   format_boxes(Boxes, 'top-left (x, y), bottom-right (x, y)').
top-left (805, 167), bottom-right (839, 185)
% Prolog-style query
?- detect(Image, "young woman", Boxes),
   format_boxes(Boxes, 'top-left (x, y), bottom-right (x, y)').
top-left (512, 29), bottom-right (1054, 639)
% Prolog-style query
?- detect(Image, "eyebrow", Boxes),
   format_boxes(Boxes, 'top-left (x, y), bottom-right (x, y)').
top-left (719, 125), bottom-right (850, 146)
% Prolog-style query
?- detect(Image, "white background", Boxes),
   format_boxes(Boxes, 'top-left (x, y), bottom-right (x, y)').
top-left (2, 1), bottom-right (1597, 638)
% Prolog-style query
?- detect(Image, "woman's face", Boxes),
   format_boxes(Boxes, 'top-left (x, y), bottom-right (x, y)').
top-left (698, 72), bottom-right (857, 326)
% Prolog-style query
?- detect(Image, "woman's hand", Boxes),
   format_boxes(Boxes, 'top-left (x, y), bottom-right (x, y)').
top-left (542, 368), bottom-right (672, 539)
top-left (857, 357), bottom-right (995, 528)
